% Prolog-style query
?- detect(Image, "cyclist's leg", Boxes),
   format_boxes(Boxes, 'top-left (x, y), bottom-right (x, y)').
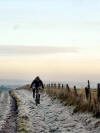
top-left (33, 88), bottom-right (35, 98)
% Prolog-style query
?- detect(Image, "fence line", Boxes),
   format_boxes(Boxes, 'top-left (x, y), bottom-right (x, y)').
top-left (45, 80), bottom-right (100, 102)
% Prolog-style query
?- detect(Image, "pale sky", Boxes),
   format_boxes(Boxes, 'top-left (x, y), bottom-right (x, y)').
top-left (0, 0), bottom-right (100, 82)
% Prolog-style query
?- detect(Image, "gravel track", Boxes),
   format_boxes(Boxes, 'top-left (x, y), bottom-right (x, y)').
top-left (14, 90), bottom-right (92, 133)
top-left (0, 91), bottom-right (17, 133)
top-left (0, 91), bottom-right (11, 130)
top-left (0, 90), bottom-right (100, 133)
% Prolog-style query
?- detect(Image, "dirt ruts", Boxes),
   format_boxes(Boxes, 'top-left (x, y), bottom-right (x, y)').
top-left (0, 91), bottom-right (17, 133)
top-left (0, 89), bottom-right (100, 133)
top-left (13, 89), bottom-right (92, 133)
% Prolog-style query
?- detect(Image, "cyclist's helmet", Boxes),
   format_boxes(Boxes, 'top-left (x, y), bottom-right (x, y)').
top-left (35, 76), bottom-right (40, 81)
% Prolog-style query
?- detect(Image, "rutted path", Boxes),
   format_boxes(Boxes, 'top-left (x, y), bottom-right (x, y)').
top-left (0, 91), bottom-right (17, 133)
top-left (0, 91), bottom-right (11, 131)
top-left (13, 90), bottom-right (94, 133)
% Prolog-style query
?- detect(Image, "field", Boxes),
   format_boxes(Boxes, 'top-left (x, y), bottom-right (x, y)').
top-left (45, 85), bottom-right (100, 117)
top-left (0, 87), bottom-right (100, 133)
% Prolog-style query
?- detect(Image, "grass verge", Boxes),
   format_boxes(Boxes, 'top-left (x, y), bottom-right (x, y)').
top-left (45, 87), bottom-right (100, 118)
top-left (9, 89), bottom-right (29, 133)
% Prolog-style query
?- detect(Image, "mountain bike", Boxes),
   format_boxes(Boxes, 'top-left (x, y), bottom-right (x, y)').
top-left (35, 87), bottom-right (40, 106)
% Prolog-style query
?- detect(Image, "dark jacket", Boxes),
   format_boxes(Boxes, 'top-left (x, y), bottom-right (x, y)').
top-left (30, 78), bottom-right (44, 89)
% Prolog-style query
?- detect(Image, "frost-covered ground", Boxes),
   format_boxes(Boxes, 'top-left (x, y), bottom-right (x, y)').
top-left (0, 90), bottom-right (100, 133)
top-left (13, 89), bottom-right (100, 133)
top-left (0, 91), bottom-right (11, 130)
top-left (0, 91), bottom-right (17, 133)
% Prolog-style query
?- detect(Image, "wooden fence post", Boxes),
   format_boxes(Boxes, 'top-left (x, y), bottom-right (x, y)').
top-left (74, 86), bottom-right (78, 96)
top-left (85, 87), bottom-right (89, 100)
top-left (66, 84), bottom-right (70, 92)
top-left (51, 84), bottom-right (53, 88)
top-left (85, 80), bottom-right (91, 102)
top-left (54, 83), bottom-right (56, 89)
top-left (97, 84), bottom-right (100, 102)
top-left (62, 84), bottom-right (64, 89)
top-left (49, 84), bottom-right (51, 88)
top-left (88, 80), bottom-right (90, 89)
top-left (88, 80), bottom-right (91, 102)
top-left (48, 84), bottom-right (50, 88)
top-left (58, 83), bottom-right (60, 89)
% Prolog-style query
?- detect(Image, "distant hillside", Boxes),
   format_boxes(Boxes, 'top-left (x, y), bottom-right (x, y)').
top-left (0, 85), bottom-right (9, 91)
top-left (17, 84), bottom-right (31, 90)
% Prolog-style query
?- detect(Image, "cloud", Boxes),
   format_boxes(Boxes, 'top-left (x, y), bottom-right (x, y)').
top-left (0, 45), bottom-right (79, 56)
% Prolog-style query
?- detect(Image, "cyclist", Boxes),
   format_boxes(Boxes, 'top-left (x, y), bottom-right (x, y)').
top-left (30, 76), bottom-right (44, 102)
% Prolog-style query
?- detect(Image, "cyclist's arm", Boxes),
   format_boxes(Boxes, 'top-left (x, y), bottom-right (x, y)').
top-left (30, 81), bottom-right (35, 88)
top-left (40, 80), bottom-right (44, 89)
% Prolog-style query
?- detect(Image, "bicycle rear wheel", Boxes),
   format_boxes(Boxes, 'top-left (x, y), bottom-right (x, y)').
top-left (35, 93), bottom-right (40, 106)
